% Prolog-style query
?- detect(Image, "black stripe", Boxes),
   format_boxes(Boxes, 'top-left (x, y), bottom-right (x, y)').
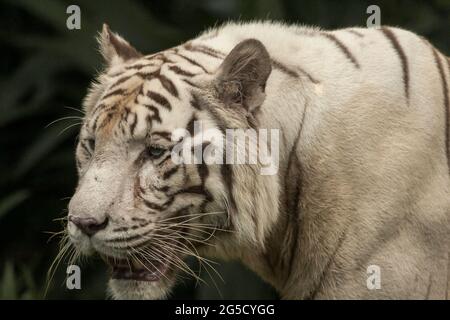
top-left (322, 32), bottom-right (360, 68)
top-left (129, 112), bottom-right (137, 136)
top-left (90, 103), bottom-right (106, 119)
top-left (347, 29), bottom-right (364, 38)
top-left (174, 52), bottom-right (210, 73)
top-left (154, 185), bottom-right (170, 192)
top-left (152, 131), bottom-right (172, 141)
top-left (198, 158), bottom-right (212, 211)
top-left (109, 75), bottom-right (134, 89)
top-left (146, 91), bottom-right (171, 110)
top-left (198, 159), bottom-right (209, 182)
top-left (380, 27), bottom-right (410, 103)
top-left (138, 70), bottom-right (180, 99)
top-left (111, 205), bottom-right (193, 246)
top-left (284, 103), bottom-right (308, 284)
top-left (191, 91), bottom-right (236, 225)
top-left (147, 53), bottom-right (174, 64)
top-left (91, 113), bottom-right (101, 133)
top-left (186, 115), bottom-right (197, 136)
top-left (272, 58), bottom-right (319, 84)
top-left (169, 65), bottom-right (196, 77)
top-left (162, 166), bottom-right (179, 180)
top-left (80, 141), bottom-right (91, 156)
top-left (102, 88), bottom-right (127, 100)
top-left (286, 155), bottom-right (302, 279)
top-left (136, 70), bottom-right (158, 80)
top-left (155, 153), bottom-right (172, 166)
top-left (143, 104), bottom-right (162, 124)
top-left (143, 198), bottom-right (174, 211)
top-left (221, 164), bottom-right (237, 212)
top-left (271, 59), bottom-right (299, 78)
top-left (131, 217), bottom-right (147, 223)
top-left (190, 93), bottom-right (203, 110)
top-left (431, 48), bottom-right (450, 174)
top-left (87, 138), bottom-right (95, 151)
top-left (112, 227), bottom-right (128, 232)
top-left (121, 105), bottom-right (130, 119)
top-left (184, 43), bottom-right (225, 59)
top-left (159, 74), bottom-right (179, 98)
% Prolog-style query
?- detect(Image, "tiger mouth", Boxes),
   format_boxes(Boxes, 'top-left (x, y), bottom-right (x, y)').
top-left (101, 255), bottom-right (171, 282)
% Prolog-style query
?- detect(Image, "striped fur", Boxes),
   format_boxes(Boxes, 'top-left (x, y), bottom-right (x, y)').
top-left (67, 22), bottom-right (450, 300)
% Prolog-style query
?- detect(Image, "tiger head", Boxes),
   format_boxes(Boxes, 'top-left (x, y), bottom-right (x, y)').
top-left (66, 24), bottom-right (279, 299)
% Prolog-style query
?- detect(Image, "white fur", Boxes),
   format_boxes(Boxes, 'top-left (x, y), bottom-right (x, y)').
top-left (69, 22), bottom-right (450, 299)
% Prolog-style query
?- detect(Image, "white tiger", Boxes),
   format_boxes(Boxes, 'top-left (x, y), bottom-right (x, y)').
top-left (65, 21), bottom-right (450, 299)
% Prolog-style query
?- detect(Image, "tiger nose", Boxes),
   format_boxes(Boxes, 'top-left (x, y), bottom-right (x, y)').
top-left (69, 215), bottom-right (109, 236)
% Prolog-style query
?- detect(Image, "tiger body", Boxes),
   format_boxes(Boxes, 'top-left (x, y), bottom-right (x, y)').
top-left (66, 22), bottom-right (450, 299)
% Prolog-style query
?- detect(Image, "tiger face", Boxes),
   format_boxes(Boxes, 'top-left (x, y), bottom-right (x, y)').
top-left (66, 24), bottom-right (278, 299)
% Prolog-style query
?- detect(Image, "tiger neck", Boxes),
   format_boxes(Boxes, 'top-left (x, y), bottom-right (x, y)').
top-left (234, 97), bottom-right (312, 297)
top-left (200, 69), bottom-right (314, 297)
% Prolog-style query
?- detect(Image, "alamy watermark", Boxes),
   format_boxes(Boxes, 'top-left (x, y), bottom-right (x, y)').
top-left (170, 121), bottom-right (279, 175)
top-left (366, 265), bottom-right (381, 290)
top-left (366, 5), bottom-right (381, 28)
top-left (66, 264), bottom-right (81, 290)
top-left (66, 5), bottom-right (81, 30)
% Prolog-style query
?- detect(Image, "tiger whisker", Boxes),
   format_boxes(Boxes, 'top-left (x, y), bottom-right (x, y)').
top-left (168, 235), bottom-right (224, 283)
top-left (157, 222), bottom-right (232, 234)
top-left (150, 232), bottom-right (215, 247)
top-left (45, 230), bottom-right (66, 243)
top-left (57, 122), bottom-right (82, 136)
top-left (63, 106), bottom-right (85, 115)
top-left (45, 234), bottom-right (72, 297)
top-left (128, 249), bottom-right (172, 283)
top-left (156, 211), bottom-right (225, 223)
top-left (137, 244), bottom-right (203, 284)
top-left (142, 233), bottom-right (223, 284)
top-left (45, 116), bottom-right (84, 128)
top-left (155, 237), bottom-right (224, 291)
top-left (150, 234), bottom-right (218, 266)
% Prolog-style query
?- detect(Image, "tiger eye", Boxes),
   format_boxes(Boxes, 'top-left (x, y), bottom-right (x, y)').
top-left (148, 146), bottom-right (166, 158)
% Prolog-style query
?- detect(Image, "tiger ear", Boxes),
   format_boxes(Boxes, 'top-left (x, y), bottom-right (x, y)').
top-left (215, 39), bottom-right (271, 112)
top-left (98, 23), bottom-right (142, 65)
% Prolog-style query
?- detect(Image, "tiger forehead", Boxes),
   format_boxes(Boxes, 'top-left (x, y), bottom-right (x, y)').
top-left (105, 49), bottom-right (202, 97)
top-left (97, 49), bottom-right (206, 113)
top-left (84, 39), bottom-right (225, 138)
top-left (87, 57), bottom-right (204, 137)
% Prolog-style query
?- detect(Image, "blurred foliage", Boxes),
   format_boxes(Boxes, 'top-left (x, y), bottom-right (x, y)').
top-left (0, 0), bottom-right (448, 300)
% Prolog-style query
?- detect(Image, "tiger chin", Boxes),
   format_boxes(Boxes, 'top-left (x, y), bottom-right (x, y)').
top-left (64, 21), bottom-right (450, 300)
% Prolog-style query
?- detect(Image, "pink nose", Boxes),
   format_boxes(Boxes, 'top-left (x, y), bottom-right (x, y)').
top-left (69, 215), bottom-right (109, 236)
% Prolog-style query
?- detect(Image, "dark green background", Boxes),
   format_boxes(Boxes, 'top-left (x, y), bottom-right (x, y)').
top-left (0, 0), bottom-right (448, 299)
